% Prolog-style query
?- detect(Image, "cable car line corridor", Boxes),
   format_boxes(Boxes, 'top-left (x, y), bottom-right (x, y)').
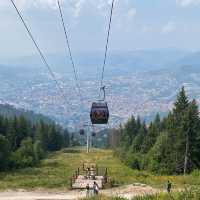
top-left (90, 0), bottom-right (115, 126)
top-left (2, 1), bottom-right (200, 199)
top-left (9, 0), bottom-right (117, 129)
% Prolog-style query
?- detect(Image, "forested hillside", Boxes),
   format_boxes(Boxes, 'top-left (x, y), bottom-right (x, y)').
top-left (111, 87), bottom-right (200, 175)
top-left (0, 113), bottom-right (70, 171)
top-left (0, 104), bottom-right (53, 124)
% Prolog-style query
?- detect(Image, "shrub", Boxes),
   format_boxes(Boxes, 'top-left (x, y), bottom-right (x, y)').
top-left (11, 138), bottom-right (36, 168)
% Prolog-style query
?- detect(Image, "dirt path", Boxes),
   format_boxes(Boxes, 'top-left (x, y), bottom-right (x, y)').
top-left (0, 184), bottom-right (163, 200)
top-left (102, 184), bottom-right (162, 199)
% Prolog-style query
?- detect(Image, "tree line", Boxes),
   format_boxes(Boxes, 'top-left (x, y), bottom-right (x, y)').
top-left (109, 87), bottom-right (200, 174)
top-left (0, 115), bottom-right (70, 171)
top-left (0, 103), bottom-right (53, 124)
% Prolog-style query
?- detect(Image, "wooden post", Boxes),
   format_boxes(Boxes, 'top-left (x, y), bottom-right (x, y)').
top-left (96, 166), bottom-right (98, 176)
top-left (105, 168), bottom-right (108, 183)
top-left (105, 168), bottom-right (108, 176)
top-left (72, 175), bottom-right (75, 181)
top-left (70, 178), bottom-right (72, 189)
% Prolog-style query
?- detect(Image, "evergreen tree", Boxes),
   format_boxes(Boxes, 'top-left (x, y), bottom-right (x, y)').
top-left (173, 87), bottom-right (189, 126)
top-left (154, 113), bottom-right (161, 132)
top-left (183, 99), bottom-right (200, 173)
top-left (121, 116), bottom-right (138, 148)
top-left (63, 129), bottom-right (70, 148)
top-left (48, 124), bottom-right (63, 151)
top-left (35, 120), bottom-right (49, 151)
top-left (116, 87), bottom-right (200, 175)
top-left (6, 119), bottom-right (17, 151)
top-left (136, 116), bottom-right (142, 131)
top-left (0, 135), bottom-right (10, 170)
top-left (0, 116), bottom-right (5, 135)
top-left (0, 111), bottom-right (69, 171)
top-left (131, 122), bottom-right (147, 153)
top-left (142, 122), bottom-right (158, 153)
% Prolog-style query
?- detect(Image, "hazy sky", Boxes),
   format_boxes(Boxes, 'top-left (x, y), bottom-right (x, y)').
top-left (1, 0), bottom-right (200, 59)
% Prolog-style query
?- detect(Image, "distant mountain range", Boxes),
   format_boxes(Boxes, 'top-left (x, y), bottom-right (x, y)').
top-left (1, 48), bottom-right (200, 128)
top-left (1, 48), bottom-right (189, 74)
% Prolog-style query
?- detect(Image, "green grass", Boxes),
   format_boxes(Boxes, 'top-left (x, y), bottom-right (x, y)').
top-left (81, 187), bottom-right (200, 200)
top-left (0, 147), bottom-right (199, 190)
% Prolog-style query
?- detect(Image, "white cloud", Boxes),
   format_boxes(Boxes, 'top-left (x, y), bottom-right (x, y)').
top-left (0, 0), bottom-right (62, 10)
top-left (162, 21), bottom-right (176, 34)
top-left (127, 8), bottom-right (137, 18)
top-left (2, 0), bottom-right (136, 19)
top-left (176, 0), bottom-right (200, 7)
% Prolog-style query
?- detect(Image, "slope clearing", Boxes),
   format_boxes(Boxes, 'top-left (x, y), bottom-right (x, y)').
top-left (0, 147), bottom-right (199, 190)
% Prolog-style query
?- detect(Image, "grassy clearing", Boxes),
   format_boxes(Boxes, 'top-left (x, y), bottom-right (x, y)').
top-left (0, 147), bottom-right (199, 190)
top-left (82, 187), bottom-right (200, 200)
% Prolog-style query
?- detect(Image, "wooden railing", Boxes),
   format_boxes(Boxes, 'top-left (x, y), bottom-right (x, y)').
top-left (69, 163), bottom-right (108, 188)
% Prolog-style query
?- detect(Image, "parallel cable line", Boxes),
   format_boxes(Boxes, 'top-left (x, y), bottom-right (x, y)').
top-left (10, 0), bottom-right (70, 108)
top-left (57, 0), bottom-right (83, 104)
top-left (100, 0), bottom-right (115, 90)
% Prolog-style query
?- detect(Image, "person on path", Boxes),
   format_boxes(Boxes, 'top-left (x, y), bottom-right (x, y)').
top-left (86, 167), bottom-right (90, 179)
top-left (167, 180), bottom-right (172, 193)
top-left (86, 184), bottom-right (90, 197)
top-left (93, 181), bottom-right (99, 195)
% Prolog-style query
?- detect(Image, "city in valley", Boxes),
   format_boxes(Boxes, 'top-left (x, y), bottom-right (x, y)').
top-left (1, 50), bottom-right (200, 129)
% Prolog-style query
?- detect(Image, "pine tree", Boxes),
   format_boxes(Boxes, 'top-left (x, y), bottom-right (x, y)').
top-left (131, 122), bottom-right (147, 152)
top-left (154, 113), bottom-right (161, 132)
top-left (121, 116), bottom-right (138, 148)
top-left (171, 87), bottom-right (190, 173)
top-left (116, 87), bottom-right (200, 175)
top-left (35, 120), bottom-right (49, 151)
top-left (183, 99), bottom-right (200, 173)
top-left (0, 116), bottom-right (5, 135)
top-left (63, 129), bottom-right (70, 148)
top-left (173, 87), bottom-right (189, 125)
top-left (47, 124), bottom-right (63, 151)
top-left (15, 116), bottom-right (29, 148)
top-left (136, 116), bottom-right (142, 131)
top-left (0, 135), bottom-right (10, 170)
top-left (142, 122), bottom-right (158, 153)
top-left (6, 119), bottom-right (17, 151)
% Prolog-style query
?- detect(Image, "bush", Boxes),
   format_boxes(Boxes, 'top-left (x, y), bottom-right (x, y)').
top-left (145, 132), bottom-right (176, 175)
top-left (11, 138), bottom-right (36, 168)
top-left (125, 152), bottom-right (142, 170)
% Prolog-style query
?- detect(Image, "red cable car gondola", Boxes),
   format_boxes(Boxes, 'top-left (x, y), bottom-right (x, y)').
top-left (90, 87), bottom-right (109, 125)
top-left (90, 102), bottom-right (109, 124)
